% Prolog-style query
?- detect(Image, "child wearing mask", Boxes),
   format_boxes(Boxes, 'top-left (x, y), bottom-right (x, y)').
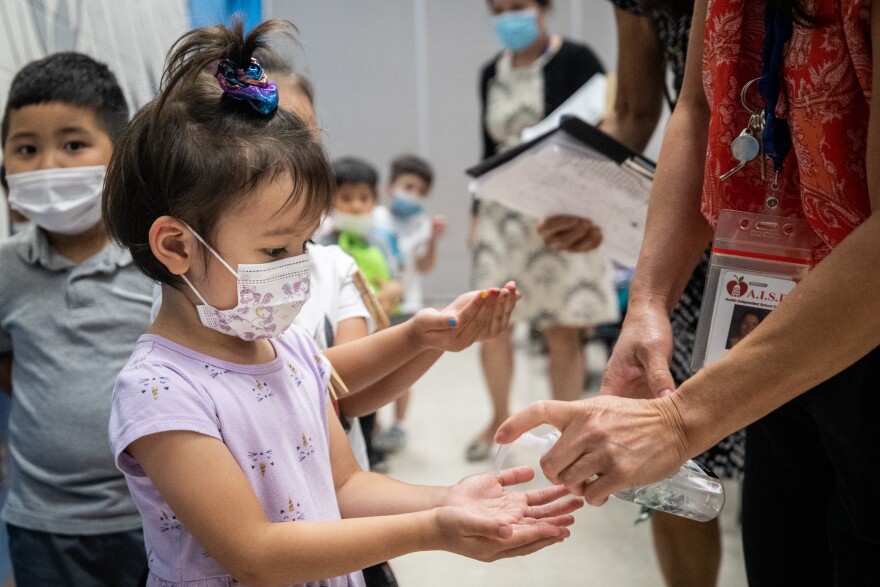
top-left (105, 20), bottom-right (578, 587)
top-left (0, 53), bottom-right (152, 585)
top-left (324, 157), bottom-right (403, 471)
top-left (327, 157), bottom-right (403, 317)
top-left (373, 155), bottom-right (446, 454)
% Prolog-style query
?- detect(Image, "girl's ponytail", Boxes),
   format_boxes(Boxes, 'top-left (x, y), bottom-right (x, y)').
top-left (154, 19), bottom-right (292, 121)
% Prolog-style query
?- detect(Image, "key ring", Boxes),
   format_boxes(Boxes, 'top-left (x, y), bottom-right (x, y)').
top-left (741, 77), bottom-right (763, 113)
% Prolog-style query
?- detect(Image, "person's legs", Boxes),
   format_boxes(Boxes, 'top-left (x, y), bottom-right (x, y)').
top-left (807, 346), bottom-right (880, 584)
top-left (467, 328), bottom-right (514, 461)
top-left (651, 513), bottom-right (720, 587)
top-left (741, 398), bottom-right (834, 587)
top-left (358, 412), bottom-right (387, 472)
top-left (542, 326), bottom-right (584, 402)
top-left (374, 390), bottom-right (411, 454)
top-left (377, 313), bottom-right (415, 453)
top-left (7, 525), bottom-right (147, 587)
top-left (394, 390), bottom-right (410, 422)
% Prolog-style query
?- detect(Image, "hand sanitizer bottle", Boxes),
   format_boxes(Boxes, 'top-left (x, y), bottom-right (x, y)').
top-left (495, 430), bottom-right (725, 522)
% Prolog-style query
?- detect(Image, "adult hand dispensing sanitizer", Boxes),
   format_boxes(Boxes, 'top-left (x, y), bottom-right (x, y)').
top-left (495, 430), bottom-right (725, 522)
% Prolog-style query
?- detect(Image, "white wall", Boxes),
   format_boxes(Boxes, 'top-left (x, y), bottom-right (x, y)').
top-left (265, 0), bottom-right (665, 303)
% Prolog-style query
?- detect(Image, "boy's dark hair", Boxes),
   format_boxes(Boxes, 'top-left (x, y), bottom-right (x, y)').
top-left (389, 154), bottom-right (433, 188)
top-left (103, 19), bottom-right (334, 287)
top-left (332, 157), bottom-right (378, 194)
top-left (1, 52), bottom-right (129, 147)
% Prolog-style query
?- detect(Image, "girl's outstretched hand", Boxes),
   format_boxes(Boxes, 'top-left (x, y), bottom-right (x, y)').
top-left (432, 466), bottom-right (581, 562)
top-left (410, 281), bottom-right (519, 351)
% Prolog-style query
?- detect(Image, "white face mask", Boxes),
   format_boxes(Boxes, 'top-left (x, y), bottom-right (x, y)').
top-left (333, 210), bottom-right (373, 236)
top-left (180, 227), bottom-right (311, 341)
top-left (6, 165), bottom-right (105, 235)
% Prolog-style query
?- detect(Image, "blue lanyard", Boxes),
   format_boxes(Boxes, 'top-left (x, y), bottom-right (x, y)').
top-left (757, 2), bottom-right (793, 172)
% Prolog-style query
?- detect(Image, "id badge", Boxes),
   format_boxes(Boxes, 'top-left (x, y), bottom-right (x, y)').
top-left (692, 209), bottom-right (814, 369)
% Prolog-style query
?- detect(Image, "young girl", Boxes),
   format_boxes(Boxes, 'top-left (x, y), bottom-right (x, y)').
top-left (104, 21), bottom-right (579, 587)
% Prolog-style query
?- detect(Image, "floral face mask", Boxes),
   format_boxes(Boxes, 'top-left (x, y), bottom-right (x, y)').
top-left (180, 227), bottom-right (310, 340)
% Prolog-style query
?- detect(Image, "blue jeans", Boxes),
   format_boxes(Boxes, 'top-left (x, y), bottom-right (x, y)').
top-left (7, 525), bottom-right (148, 587)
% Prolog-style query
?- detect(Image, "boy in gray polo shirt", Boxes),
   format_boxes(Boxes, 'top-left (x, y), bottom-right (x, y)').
top-left (0, 53), bottom-right (152, 586)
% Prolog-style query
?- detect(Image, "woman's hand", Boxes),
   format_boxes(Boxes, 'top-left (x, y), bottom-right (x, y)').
top-left (494, 396), bottom-right (689, 504)
top-left (599, 301), bottom-right (675, 399)
top-left (538, 215), bottom-right (603, 253)
top-left (408, 281), bottom-right (519, 352)
top-left (433, 466), bottom-right (581, 562)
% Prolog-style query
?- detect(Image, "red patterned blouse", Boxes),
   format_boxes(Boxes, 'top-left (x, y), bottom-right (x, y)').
top-left (701, 0), bottom-right (873, 261)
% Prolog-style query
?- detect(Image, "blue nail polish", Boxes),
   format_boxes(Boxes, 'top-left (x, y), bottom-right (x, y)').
top-left (448, 318), bottom-right (457, 327)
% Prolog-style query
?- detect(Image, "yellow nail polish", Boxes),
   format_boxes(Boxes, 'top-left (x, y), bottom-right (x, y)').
top-left (481, 291), bottom-right (489, 299)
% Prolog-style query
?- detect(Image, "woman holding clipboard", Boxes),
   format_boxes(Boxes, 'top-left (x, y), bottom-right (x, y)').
top-left (467, 0), bottom-right (619, 462)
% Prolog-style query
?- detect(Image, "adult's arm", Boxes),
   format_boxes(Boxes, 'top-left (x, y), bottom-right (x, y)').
top-left (594, 0), bottom-right (714, 399)
top-left (599, 7), bottom-right (666, 153)
top-left (496, 0), bottom-right (880, 503)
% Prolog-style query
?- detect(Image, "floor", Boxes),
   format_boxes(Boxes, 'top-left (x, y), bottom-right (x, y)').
top-left (377, 331), bottom-right (748, 587)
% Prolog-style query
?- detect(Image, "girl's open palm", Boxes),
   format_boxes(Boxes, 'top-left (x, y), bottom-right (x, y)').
top-left (435, 466), bottom-right (582, 561)
top-left (445, 466), bottom-right (583, 525)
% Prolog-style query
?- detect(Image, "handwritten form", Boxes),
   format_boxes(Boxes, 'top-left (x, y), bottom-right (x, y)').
top-left (472, 133), bottom-right (652, 267)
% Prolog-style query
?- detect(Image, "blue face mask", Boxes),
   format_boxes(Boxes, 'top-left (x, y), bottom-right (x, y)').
top-left (492, 9), bottom-right (539, 52)
top-left (390, 191), bottom-right (424, 219)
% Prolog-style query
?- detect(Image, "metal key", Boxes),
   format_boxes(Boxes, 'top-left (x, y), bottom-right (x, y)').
top-left (750, 110), bottom-right (766, 181)
top-left (719, 126), bottom-right (761, 181)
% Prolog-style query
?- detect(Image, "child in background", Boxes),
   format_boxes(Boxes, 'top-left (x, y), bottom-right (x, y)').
top-left (0, 53), bottom-right (151, 585)
top-left (324, 157), bottom-right (402, 471)
top-left (327, 157), bottom-right (403, 316)
top-left (373, 155), bottom-right (446, 454)
top-left (106, 21), bottom-right (577, 587)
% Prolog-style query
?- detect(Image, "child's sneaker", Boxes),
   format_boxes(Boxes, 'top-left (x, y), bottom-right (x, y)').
top-left (374, 424), bottom-right (406, 454)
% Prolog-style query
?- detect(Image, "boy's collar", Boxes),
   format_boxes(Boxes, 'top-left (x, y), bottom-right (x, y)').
top-left (13, 224), bottom-right (132, 272)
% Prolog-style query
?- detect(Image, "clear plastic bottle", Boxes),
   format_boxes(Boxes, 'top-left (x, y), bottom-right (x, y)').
top-left (495, 430), bottom-right (725, 522)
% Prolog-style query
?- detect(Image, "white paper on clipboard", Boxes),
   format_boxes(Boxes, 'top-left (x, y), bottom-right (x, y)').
top-left (470, 132), bottom-right (651, 267)
top-left (521, 74), bottom-right (607, 142)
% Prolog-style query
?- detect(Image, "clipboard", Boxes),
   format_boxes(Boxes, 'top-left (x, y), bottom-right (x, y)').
top-left (467, 116), bottom-right (655, 179)
top-left (466, 116), bottom-right (655, 268)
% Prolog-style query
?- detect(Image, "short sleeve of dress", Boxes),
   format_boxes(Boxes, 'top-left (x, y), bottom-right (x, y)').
top-left (109, 361), bottom-right (221, 477)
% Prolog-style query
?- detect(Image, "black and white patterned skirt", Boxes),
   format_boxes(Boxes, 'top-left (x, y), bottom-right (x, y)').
top-left (670, 249), bottom-right (745, 480)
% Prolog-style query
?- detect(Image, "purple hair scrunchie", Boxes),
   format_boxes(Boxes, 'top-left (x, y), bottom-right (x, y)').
top-left (214, 57), bottom-right (279, 116)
